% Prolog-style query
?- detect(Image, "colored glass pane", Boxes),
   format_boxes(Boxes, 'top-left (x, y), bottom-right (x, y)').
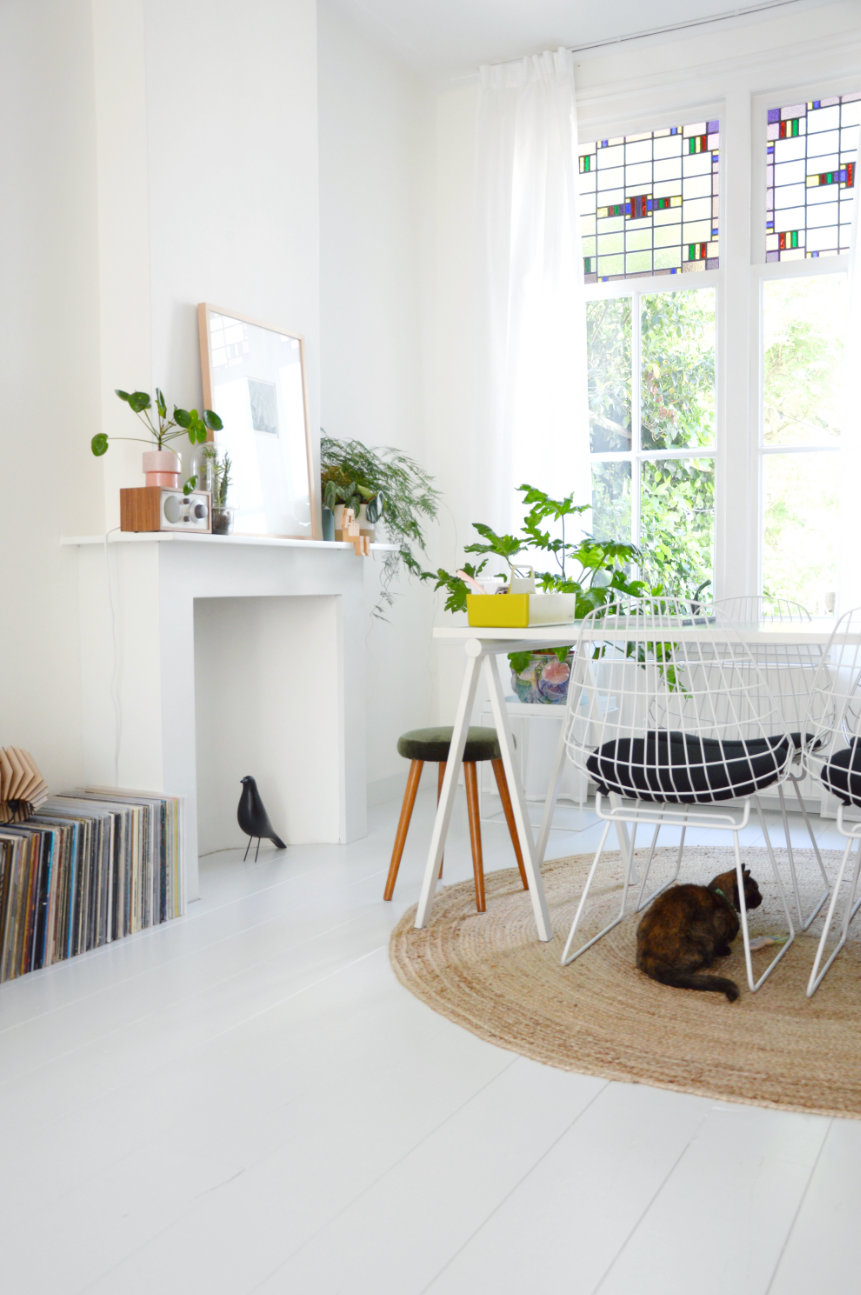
top-left (765, 92), bottom-right (860, 259)
top-left (579, 117), bottom-right (720, 281)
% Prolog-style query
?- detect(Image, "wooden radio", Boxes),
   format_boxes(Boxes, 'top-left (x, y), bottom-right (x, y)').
top-left (120, 487), bottom-right (212, 533)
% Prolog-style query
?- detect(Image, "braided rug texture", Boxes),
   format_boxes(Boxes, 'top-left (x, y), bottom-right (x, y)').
top-left (389, 847), bottom-right (861, 1119)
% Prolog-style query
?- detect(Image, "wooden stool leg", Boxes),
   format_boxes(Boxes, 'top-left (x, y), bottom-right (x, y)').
top-left (491, 757), bottom-right (529, 891)
top-left (464, 761), bottom-right (486, 912)
top-left (437, 762), bottom-right (446, 879)
top-left (383, 760), bottom-right (423, 900)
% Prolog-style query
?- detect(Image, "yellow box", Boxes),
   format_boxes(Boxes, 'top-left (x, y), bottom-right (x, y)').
top-left (466, 593), bottom-right (577, 628)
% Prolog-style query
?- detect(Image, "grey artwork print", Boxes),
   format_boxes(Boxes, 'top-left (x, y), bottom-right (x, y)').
top-left (248, 379), bottom-right (278, 435)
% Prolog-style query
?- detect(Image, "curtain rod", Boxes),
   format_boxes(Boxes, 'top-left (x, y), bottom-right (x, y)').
top-left (569, 0), bottom-right (807, 54)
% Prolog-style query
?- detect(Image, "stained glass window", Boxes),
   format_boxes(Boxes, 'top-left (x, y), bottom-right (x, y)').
top-left (765, 94), bottom-right (861, 261)
top-left (579, 120), bottom-right (720, 282)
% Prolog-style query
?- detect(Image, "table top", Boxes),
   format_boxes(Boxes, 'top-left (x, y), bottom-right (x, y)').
top-left (433, 618), bottom-right (850, 650)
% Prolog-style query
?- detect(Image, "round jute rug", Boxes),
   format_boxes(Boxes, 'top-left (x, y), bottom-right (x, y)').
top-left (389, 847), bottom-right (861, 1119)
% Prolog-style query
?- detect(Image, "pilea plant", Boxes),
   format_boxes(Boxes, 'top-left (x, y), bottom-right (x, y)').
top-left (90, 388), bottom-right (223, 457)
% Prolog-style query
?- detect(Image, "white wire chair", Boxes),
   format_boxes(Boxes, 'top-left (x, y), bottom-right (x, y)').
top-left (802, 606), bottom-right (861, 996)
top-left (708, 596), bottom-right (830, 931)
top-left (560, 595), bottom-right (797, 990)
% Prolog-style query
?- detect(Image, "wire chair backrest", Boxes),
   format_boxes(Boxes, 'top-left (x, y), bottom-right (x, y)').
top-left (804, 606), bottom-right (861, 781)
top-left (710, 595), bottom-right (811, 624)
top-left (564, 596), bottom-right (791, 804)
top-left (709, 595), bottom-right (822, 734)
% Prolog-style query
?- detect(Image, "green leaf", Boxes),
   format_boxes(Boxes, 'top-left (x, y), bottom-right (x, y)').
top-left (127, 391), bottom-right (151, 413)
top-left (155, 388), bottom-right (167, 418)
top-left (91, 432), bottom-right (109, 456)
top-left (203, 410), bottom-right (223, 430)
top-left (173, 407), bottom-right (191, 428)
top-left (114, 389), bottom-right (130, 403)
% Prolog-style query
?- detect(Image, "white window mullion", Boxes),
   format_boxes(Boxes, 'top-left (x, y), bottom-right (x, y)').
top-left (631, 289), bottom-right (642, 549)
top-left (716, 85), bottom-right (757, 603)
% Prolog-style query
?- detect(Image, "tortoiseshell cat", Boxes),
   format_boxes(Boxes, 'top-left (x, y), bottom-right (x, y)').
top-left (636, 866), bottom-right (762, 1002)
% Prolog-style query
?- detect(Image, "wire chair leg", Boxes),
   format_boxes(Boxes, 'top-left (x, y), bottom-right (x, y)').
top-left (561, 819), bottom-right (632, 967)
top-left (787, 775), bottom-right (829, 929)
top-left (735, 808), bottom-right (795, 992)
top-left (634, 828), bottom-right (660, 911)
top-left (807, 836), bottom-right (861, 997)
top-left (636, 822), bottom-right (687, 913)
top-left (609, 799), bottom-right (639, 885)
top-left (776, 782), bottom-right (803, 928)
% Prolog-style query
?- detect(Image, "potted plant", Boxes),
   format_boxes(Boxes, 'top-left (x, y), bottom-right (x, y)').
top-left (424, 483), bottom-right (649, 702)
top-left (320, 433), bottom-right (440, 618)
top-left (91, 388), bottom-right (223, 489)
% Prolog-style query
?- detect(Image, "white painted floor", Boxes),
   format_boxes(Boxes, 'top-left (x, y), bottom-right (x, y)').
top-left (0, 786), bottom-right (858, 1294)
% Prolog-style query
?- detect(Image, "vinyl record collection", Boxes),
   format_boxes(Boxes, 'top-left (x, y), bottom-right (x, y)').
top-left (0, 788), bottom-right (183, 982)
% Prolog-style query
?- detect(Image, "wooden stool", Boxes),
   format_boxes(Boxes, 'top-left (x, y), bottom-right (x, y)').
top-left (383, 725), bottom-right (529, 912)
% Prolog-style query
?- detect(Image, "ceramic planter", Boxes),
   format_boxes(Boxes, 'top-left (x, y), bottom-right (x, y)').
top-left (142, 448), bottom-right (181, 488)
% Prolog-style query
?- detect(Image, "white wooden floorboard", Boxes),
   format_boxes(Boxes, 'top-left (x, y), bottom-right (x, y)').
top-left (594, 1101), bottom-right (830, 1295)
top-left (253, 1059), bottom-right (608, 1293)
top-left (425, 1082), bottom-right (716, 1293)
top-left (767, 1116), bottom-right (861, 1293)
top-left (0, 787), bottom-right (855, 1295)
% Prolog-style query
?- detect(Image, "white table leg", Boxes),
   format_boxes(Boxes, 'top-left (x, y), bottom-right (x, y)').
top-left (535, 714), bottom-right (568, 872)
top-left (414, 642), bottom-right (483, 929)
top-left (484, 654), bottom-right (553, 941)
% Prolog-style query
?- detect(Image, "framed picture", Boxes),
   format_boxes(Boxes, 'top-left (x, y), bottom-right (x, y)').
top-left (198, 303), bottom-right (318, 538)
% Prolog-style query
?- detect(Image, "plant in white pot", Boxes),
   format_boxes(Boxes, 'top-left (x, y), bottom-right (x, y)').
top-left (424, 484), bottom-right (649, 703)
top-left (91, 388), bottom-right (223, 488)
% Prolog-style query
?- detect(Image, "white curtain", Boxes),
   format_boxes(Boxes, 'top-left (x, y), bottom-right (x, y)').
top-left (471, 47), bottom-right (591, 539)
top-left (838, 122), bottom-right (861, 614)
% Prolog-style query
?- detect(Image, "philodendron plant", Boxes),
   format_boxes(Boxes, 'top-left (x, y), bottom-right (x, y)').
top-left (424, 483), bottom-right (649, 677)
top-left (90, 388), bottom-right (223, 458)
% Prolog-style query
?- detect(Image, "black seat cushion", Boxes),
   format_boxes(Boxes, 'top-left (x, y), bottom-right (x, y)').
top-left (397, 726), bottom-right (501, 764)
top-left (586, 729), bottom-right (792, 805)
top-left (820, 739), bottom-right (861, 806)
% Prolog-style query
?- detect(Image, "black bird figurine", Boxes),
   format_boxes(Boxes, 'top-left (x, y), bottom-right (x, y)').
top-left (237, 775), bottom-right (287, 861)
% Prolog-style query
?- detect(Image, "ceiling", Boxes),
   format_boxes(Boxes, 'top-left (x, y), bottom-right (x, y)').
top-left (333, 0), bottom-right (828, 79)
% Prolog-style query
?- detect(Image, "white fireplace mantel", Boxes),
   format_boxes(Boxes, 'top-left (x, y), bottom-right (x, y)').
top-left (65, 533), bottom-right (369, 901)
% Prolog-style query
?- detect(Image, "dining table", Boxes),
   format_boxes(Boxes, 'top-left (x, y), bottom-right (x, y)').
top-left (414, 617), bottom-right (845, 940)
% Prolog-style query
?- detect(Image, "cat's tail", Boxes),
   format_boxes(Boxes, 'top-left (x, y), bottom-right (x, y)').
top-left (647, 965), bottom-right (739, 1002)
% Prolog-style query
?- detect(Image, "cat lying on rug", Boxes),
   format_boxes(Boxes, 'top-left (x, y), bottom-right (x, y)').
top-left (636, 866), bottom-right (763, 1002)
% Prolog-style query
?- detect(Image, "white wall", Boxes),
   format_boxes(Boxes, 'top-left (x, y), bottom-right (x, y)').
top-left (318, 0), bottom-right (440, 791)
top-left (0, 0), bottom-right (103, 789)
top-left (0, 0), bottom-right (322, 824)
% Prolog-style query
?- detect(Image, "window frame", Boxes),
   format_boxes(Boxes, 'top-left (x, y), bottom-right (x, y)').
top-left (585, 273), bottom-right (719, 580)
top-left (579, 66), bottom-right (857, 610)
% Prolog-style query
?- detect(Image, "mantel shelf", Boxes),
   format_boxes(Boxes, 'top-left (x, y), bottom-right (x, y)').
top-left (61, 533), bottom-right (398, 551)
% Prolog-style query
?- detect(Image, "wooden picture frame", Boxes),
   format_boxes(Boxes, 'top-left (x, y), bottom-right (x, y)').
top-left (198, 303), bottom-right (318, 539)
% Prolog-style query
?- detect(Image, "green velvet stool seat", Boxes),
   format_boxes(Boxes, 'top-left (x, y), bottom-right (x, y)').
top-left (383, 725), bottom-right (529, 913)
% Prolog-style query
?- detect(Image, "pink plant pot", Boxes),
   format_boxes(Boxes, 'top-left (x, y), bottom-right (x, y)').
top-left (142, 448), bottom-right (181, 489)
